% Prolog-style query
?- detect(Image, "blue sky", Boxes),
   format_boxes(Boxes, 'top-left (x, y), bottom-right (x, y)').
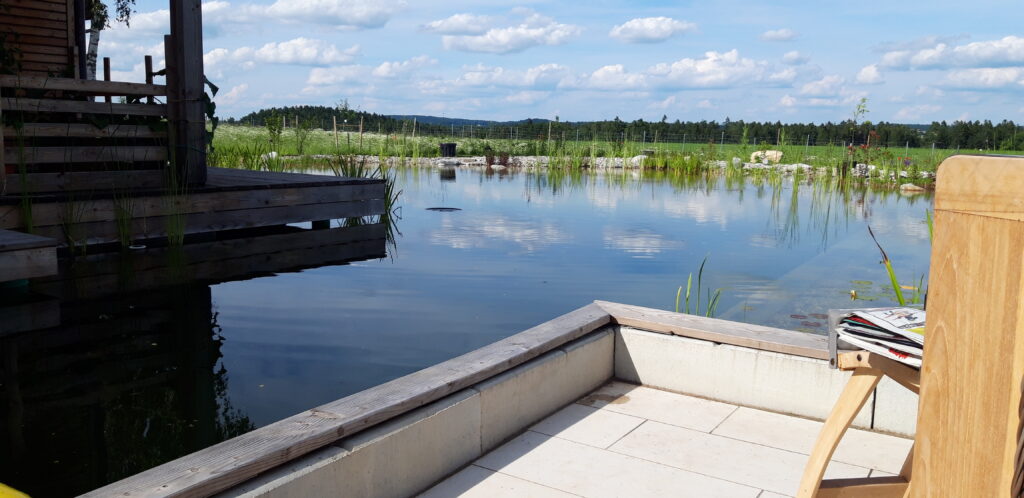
top-left (100, 0), bottom-right (1024, 123)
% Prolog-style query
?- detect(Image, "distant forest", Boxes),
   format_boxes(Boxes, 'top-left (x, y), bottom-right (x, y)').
top-left (229, 105), bottom-right (1024, 149)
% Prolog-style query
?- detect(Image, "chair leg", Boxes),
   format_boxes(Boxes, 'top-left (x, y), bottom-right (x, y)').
top-left (899, 443), bottom-right (914, 480)
top-left (797, 367), bottom-right (883, 498)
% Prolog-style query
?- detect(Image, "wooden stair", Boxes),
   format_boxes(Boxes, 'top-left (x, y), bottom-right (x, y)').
top-left (0, 228), bottom-right (58, 282)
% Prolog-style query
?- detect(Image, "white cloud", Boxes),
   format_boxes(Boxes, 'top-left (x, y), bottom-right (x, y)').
top-left (779, 94), bottom-right (797, 107)
top-left (880, 36), bottom-right (1024, 69)
top-left (894, 104), bottom-right (942, 120)
top-left (856, 64), bottom-right (884, 84)
top-left (768, 67), bottom-right (797, 83)
top-left (504, 90), bottom-right (549, 104)
top-left (440, 12), bottom-right (581, 54)
top-left (800, 75), bottom-right (844, 96)
top-left (218, 83), bottom-right (249, 105)
top-left (781, 50), bottom-right (809, 65)
top-left (650, 95), bottom-right (679, 109)
top-left (609, 17), bottom-right (696, 43)
top-left (263, 0), bottom-right (403, 29)
top-left (916, 85), bottom-right (945, 98)
top-left (372, 55), bottom-right (436, 78)
top-left (761, 28), bottom-right (797, 42)
top-left (566, 64), bottom-right (647, 90)
top-left (696, 99), bottom-right (714, 109)
top-left (454, 63), bottom-right (569, 88)
top-left (943, 67), bottom-right (1024, 88)
top-left (422, 13), bottom-right (493, 35)
top-left (204, 38), bottom-right (359, 76)
top-left (307, 65), bottom-right (365, 85)
top-left (647, 49), bottom-right (771, 88)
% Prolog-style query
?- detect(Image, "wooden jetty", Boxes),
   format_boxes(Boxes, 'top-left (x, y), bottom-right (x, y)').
top-left (0, 0), bottom-right (386, 283)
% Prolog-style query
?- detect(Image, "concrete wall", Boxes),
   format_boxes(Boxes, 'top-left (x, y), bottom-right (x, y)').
top-left (219, 328), bottom-right (615, 498)
top-left (614, 326), bottom-right (918, 437)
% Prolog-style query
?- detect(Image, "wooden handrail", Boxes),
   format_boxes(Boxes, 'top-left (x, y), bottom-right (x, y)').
top-left (0, 74), bottom-right (167, 96)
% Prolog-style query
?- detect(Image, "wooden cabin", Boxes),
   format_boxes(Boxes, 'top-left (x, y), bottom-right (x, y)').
top-left (0, 0), bottom-right (387, 284)
top-left (1, 0), bottom-right (207, 193)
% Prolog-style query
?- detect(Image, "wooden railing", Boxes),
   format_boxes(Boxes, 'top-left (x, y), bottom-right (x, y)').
top-left (0, 73), bottom-right (170, 194)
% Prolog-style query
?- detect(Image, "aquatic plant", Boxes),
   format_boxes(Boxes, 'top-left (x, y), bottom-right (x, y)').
top-left (675, 256), bottom-right (722, 317)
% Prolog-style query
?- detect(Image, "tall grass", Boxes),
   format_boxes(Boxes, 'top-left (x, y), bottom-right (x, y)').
top-left (675, 256), bottom-right (722, 317)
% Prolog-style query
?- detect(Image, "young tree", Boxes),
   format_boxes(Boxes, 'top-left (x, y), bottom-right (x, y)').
top-left (85, 0), bottom-right (136, 79)
top-left (293, 118), bottom-right (313, 155)
top-left (265, 110), bottom-right (283, 149)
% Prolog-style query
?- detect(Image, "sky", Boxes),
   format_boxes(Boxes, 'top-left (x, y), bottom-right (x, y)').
top-left (98, 0), bottom-right (1024, 123)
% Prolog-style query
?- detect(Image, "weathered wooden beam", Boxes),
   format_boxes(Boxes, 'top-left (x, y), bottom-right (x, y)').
top-left (3, 145), bottom-right (166, 164)
top-left (2, 170), bottom-right (165, 194)
top-left (168, 0), bottom-right (207, 186)
top-left (594, 300), bottom-right (830, 359)
top-left (1, 97), bottom-right (167, 116)
top-left (2, 72), bottom-right (163, 95)
top-left (0, 240), bottom-right (58, 282)
top-left (0, 183), bottom-right (384, 228)
top-left (2, 123), bottom-right (167, 139)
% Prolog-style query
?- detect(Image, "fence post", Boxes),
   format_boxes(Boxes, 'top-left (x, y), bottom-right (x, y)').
top-left (333, 116), bottom-right (338, 148)
top-left (166, 0), bottom-right (208, 186)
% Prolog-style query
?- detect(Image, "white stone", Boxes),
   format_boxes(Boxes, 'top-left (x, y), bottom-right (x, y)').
top-left (611, 420), bottom-right (869, 495)
top-left (419, 465), bottom-right (576, 498)
top-left (614, 327), bottom-right (875, 428)
top-left (751, 150), bottom-right (783, 163)
top-left (477, 431), bottom-right (760, 497)
top-left (578, 381), bottom-right (736, 433)
top-left (712, 407), bottom-right (913, 473)
top-left (530, 403), bottom-right (643, 448)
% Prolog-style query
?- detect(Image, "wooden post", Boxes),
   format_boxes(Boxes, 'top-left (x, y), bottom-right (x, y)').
top-left (168, 0), bottom-right (207, 186)
top-left (358, 116), bottom-right (363, 149)
top-left (333, 116), bottom-right (338, 148)
top-left (103, 57), bottom-right (112, 103)
top-left (144, 55), bottom-right (154, 105)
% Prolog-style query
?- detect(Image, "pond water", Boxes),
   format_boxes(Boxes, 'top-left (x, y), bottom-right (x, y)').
top-left (0, 167), bottom-right (933, 496)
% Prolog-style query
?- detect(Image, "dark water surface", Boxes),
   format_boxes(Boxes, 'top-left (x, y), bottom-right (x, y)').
top-left (0, 167), bottom-right (932, 496)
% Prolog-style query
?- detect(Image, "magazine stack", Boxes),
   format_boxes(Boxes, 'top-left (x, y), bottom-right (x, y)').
top-left (835, 307), bottom-right (925, 368)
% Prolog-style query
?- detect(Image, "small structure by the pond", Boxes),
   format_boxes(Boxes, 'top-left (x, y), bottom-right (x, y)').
top-left (0, 0), bottom-right (386, 283)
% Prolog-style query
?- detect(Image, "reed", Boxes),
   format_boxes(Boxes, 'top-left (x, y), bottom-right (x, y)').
top-left (675, 256), bottom-right (722, 317)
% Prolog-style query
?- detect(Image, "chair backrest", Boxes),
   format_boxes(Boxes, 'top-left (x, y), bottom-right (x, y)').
top-left (911, 155), bottom-right (1024, 496)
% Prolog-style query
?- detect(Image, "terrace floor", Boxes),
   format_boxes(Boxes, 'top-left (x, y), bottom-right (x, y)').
top-left (421, 381), bottom-right (913, 498)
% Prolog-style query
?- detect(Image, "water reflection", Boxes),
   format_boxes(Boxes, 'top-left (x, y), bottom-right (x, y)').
top-left (0, 225), bottom-right (387, 496)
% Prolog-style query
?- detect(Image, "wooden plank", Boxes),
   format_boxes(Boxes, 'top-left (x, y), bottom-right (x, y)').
top-left (0, 183), bottom-right (384, 228)
top-left (0, 245), bottom-right (57, 281)
top-left (4, 5), bottom-right (68, 21)
top-left (836, 351), bottom-right (920, 393)
top-left (169, 0), bottom-right (207, 185)
top-left (1, 97), bottom-right (167, 116)
top-left (34, 229), bottom-right (387, 300)
top-left (594, 300), bottom-right (829, 359)
top-left (19, 51), bottom-right (68, 65)
top-left (933, 154), bottom-right (1024, 221)
top-left (0, 32), bottom-right (68, 48)
top-left (3, 145), bottom-right (166, 164)
top-left (16, 43), bottom-right (69, 56)
top-left (2, 0), bottom-right (68, 13)
top-left (0, 297), bottom-right (60, 336)
top-left (3, 170), bottom-right (164, 194)
top-left (817, 477), bottom-right (909, 497)
top-left (0, 74), bottom-right (166, 96)
top-left (2, 13), bottom-right (67, 30)
top-left (2, 123), bottom-right (167, 139)
top-left (83, 303), bottom-right (611, 498)
top-left (906, 155), bottom-right (1024, 497)
top-left (31, 198), bottom-right (385, 246)
top-left (0, 22), bottom-right (67, 40)
top-left (16, 61), bottom-right (70, 75)
top-left (0, 228), bottom-right (57, 250)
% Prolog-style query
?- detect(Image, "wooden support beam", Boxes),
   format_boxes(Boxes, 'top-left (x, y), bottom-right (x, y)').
top-left (102, 57), bottom-right (112, 103)
top-left (0, 229), bottom-right (59, 282)
top-left (3, 123), bottom-right (167, 139)
top-left (1, 97), bottom-right (167, 116)
top-left (2, 170), bottom-right (165, 194)
top-left (168, 0), bottom-right (207, 186)
top-left (0, 75), bottom-right (167, 96)
top-left (3, 146), bottom-right (167, 164)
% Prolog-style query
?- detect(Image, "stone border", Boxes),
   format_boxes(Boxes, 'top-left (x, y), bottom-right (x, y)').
top-left (88, 301), bottom-right (905, 497)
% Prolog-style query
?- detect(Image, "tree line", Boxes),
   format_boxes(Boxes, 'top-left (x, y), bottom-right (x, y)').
top-left (226, 105), bottom-right (1024, 150)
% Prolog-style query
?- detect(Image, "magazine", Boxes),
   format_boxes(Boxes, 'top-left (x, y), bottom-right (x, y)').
top-left (835, 307), bottom-right (925, 368)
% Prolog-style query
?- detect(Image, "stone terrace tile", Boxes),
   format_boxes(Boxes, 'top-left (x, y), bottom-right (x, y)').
top-left (477, 431), bottom-right (760, 498)
top-left (578, 381), bottom-right (737, 432)
top-left (610, 420), bottom-right (870, 496)
top-left (419, 465), bottom-right (576, 498)
top-left (712, 407), bottom-right (913, 474)
top-left (530, 403), bottom-right (645, 449)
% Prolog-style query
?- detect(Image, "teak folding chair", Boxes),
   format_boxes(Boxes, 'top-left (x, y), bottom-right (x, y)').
top-left (798, 155), bottom-right (1024, 497)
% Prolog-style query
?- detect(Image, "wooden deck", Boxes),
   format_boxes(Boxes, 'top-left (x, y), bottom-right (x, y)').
top-left (0, 167), bottom-right (386, 252)
top-left (0, 228), bottom-right (57, 282)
